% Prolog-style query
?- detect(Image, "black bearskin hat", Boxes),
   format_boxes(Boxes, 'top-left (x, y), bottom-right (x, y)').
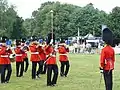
top-left (16, 39), bottom-right (21, 46)
top-left (102, 28), bottom-right (113, 45)
top-left (60, 38), bottom-right (65, 43)
top-left (1, 36), bottom-right (8, 43)
top-left (46, 33), bottom-right (55, 45)
top-left (21, 38), bottom-right (26, 43)
top-left (30, 36), bottom-right (37, 41)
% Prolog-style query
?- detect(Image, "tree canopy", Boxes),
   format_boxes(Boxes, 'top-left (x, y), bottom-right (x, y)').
top-left (24, 1), bottom-right (120, 39)
top-left (0, 0), bottom-right (24, 39)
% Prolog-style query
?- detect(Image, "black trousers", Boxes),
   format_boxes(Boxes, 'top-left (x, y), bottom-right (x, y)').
top-left (24, 57), bottom-right (29, 72)
top-left (1, 64), bottom-right (12, 83)
top-left (0, 65), bottom-right (2, 74)
top-left (32, 61), bottom-right (41, 79)
top-left (39, 60), bottom-right (44, 74)
top-left (47, 64), bottom-right (58, 85)
top-left (16, 62), bottom-right (24, 77)
top-left (103, 70), bottom-right (113, 90)
top-left (60, 61), bottom-right (70, 76)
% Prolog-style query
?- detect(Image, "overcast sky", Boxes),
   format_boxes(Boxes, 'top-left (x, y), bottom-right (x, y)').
top-left (8, 0), bottom-right (120, 19)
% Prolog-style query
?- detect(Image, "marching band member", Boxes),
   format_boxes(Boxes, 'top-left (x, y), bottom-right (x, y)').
top-left (58, 39), bottom-right (70, 77)
top-left (29, 36), bottom-right (41, 79)
top-left (21, 38), bottom-right (29, 72)
top-left (100, 27), bottom-right (115, 90)
top-left (0, 36), bottom-right (13, 83)
top-left (42, 42), bottom-right (47, 74)
top-left (37, 44), bottom-right (46, 74)
top-left (45, 33), bottom-right (58, 86)
top-left (14, 39), bottom-right (25, 77)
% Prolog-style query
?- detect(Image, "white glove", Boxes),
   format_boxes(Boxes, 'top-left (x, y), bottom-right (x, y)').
top-left (20, 47), bottom-right (24, 50)
top-left (9, 54), bottom-right (15, 58)
top-left (99, 67), bottom-right (103, 73)
top-left (50, 53), bottom-right (52, 56)
top-left (50, 39), bottom-right (53, 44)
top-left (6, 47), bottom-right (10, 51)
top-left (100, 70), bottom-right (103, 73)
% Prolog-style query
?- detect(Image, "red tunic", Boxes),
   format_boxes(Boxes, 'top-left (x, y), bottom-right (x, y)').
top-left (38, 46), bottom-right (46, 61)
top-left (100, 45), bottom-right (115, 70)
top-left (0, 45), bottom-right (12, 64)
top-left (58, 45), bottom-right (69, 61)
top-left (21, 43), bottom-right (29, 59)
top-left (29, 44), bottom-right (40, 62)
top-left (44, 45), bottom-right (56, 65)
top-left (14, 46), bottom-right (25, 62)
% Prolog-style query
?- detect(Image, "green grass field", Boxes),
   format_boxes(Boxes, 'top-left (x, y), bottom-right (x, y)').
top-left (0, 54), bottom-right (120, 90)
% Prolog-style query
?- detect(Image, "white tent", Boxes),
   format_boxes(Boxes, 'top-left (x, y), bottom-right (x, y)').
top-left (84, 33), bottom-right (95, 39)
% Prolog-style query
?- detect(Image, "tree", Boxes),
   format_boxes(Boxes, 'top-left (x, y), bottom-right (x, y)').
top-left (23, 1), bottom-right (120, 39)
top-left (0, 0), bottom-right (8, 36)
top-left (0, 0), bottom-right (19, 38)
top-left (109, 6), bottom-right (120, 38)
top-left (69, 3), bottom-right (109, 37)
top-left (30, 2), bottom-right (109, 38)
top-left (11, 16), bottom-right (24, 39)
top-left (3, 6), bottom-right (17, 38)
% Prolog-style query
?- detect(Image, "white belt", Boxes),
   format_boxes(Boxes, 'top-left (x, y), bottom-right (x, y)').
top-left (52, 55), bottom-right (56, 57)
top-left (0, 55), bottom-right (9, 57)
top-left (46, 55), bottom-right (49, 57)
top-left (31, 52), bottom-right (39, 54)
top-left (59, 54), bottom-right (67, 56)
top-left (46, 54), bottom-right (56, 57)
top-left (46, 53), bottom-right (52, 57)
top-left (16, 54), bottom-right (22, 56)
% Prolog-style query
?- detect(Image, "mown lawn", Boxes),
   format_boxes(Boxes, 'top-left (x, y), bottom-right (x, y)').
top-left (0, 54), bottom-right (120, 90)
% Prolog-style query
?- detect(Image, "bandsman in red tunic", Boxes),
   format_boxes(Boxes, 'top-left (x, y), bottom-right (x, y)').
top-left (29, 36), bottom-right (41, 79)
top-left (42, 42), bottom-right (47, 74)
top-left (58, 39), bottom-right (70, 77)
top-left (37, 44), bottom-right (46, 74)
top-left (100, 27), bottom-right (115, 90)
top-left (45, 33), bottom-right (58, 86)
top-left (21, 38), bottom-right (29, 72)
top-left (14, 39), bottom-right (25, 77)
top-left (0, 36), bottom-right (13, 83)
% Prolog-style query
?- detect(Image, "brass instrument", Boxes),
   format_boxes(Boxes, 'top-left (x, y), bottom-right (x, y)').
top-left (22, 46), bottom-right (29, 51)
top-left (4, 45), bottom-right (15, 63)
